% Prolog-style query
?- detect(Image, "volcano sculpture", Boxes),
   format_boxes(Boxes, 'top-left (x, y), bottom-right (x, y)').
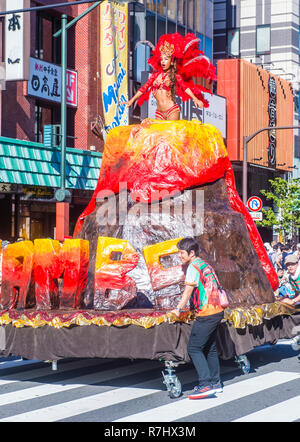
top-left (74, 119), bottom-right (278, 311)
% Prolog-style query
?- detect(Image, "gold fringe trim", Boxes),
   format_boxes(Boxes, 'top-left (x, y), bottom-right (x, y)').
top-left (224, 301), bottom-right (300, 329)
top-left (0, 310), bottom-right (194, 330)
top-left (0, 302), bottom-right (298, 330)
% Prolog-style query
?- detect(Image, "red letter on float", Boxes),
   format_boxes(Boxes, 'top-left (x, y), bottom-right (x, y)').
top-left (0, 241), bottom-right (34, 310)
top-left (33, 239), bottom-right (63, 310)
top-left (94, 237), bottom-right (139, 310)
top-left (143, 238), bottom-right (185, 291)
top-left (59, 239), bottom-right (89, 309)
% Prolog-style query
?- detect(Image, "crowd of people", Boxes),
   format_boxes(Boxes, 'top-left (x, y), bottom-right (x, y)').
top-left (264, 241), bottom-right (300, 306)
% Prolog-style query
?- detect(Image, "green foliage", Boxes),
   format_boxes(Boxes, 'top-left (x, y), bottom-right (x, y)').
top-left (257, 177), bottom-right (300, 241)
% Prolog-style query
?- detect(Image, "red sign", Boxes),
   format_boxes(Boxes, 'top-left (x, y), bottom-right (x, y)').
top-left (66, 70), bottom-right (78, 107)
top-left (247, 196), bottom-right (263, 212)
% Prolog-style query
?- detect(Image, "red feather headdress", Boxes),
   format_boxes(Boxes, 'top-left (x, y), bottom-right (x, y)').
top-left (147, 32), bottom-right (217, 107)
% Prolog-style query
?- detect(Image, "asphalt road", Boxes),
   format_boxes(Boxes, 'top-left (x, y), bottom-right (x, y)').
top-left (0, 338), bottom-right (298, 424)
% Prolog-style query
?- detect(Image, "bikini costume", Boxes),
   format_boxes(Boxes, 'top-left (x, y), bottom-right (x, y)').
top-left (138, 71), bottom-right (184, 120)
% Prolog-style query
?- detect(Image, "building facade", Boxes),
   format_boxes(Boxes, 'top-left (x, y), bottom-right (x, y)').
top-left (0, 0), bottom-right (216, 242)
top-left (0, 0), bottom-right (104, 241)
top-left (213, 0), bottom-right (300, 178)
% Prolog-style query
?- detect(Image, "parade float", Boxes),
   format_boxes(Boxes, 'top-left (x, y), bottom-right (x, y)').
top-left (0, 119), bottom-right (299, 398)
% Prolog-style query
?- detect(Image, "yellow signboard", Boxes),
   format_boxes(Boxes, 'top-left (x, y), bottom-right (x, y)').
top-left (100, 1), bottom-right (129, 132)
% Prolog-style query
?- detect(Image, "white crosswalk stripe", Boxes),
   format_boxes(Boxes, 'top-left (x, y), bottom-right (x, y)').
top-left (0, 355), bottom-right (299, 422)
top-left (0, 358), bottom-right (114, 386)
top-left (115, 371), bottom-right (300, 422)
top-left (234, 396), bottom-right (300, 422)
top-left (0, 360), bottom-right (159, 410)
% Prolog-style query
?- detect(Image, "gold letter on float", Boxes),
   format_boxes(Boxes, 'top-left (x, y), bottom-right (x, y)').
top-left (0, 241), bottom-right (34, 310)
top-left (59, 239), bottom-right (89, 309)
top-left (33, 239), bottom-right (63, 310)
top-left (94, 237), bottom-right (139, 310)
top-left (143, 238), bottom-right (184, 291)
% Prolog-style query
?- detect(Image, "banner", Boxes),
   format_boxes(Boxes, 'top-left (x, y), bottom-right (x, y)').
top-left (100, 0), bottom-right (129, 132)
top-left (5, 0), bottom-right (30, 81)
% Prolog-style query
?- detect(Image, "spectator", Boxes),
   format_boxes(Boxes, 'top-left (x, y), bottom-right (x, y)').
top-left (264, 242), bottom-right (273, 261)
top-left (293, 243), bottom-right (300, 260)
top-left (276, 268), bottom-right (293, 298)
top-left (281, 254), bottom-right (300, 306)
top-left (282, 244), bottom-right (294, 270)
top-left (269, 244), bottom-right (280, 269)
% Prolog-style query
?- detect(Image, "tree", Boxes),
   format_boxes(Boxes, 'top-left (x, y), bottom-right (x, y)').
top-left (257, 177), bottom-right (300, 243)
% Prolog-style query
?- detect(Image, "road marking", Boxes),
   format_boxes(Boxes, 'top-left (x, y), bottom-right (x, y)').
top-left (116, 371), bottom-right (300, 422)
top-left (0, 380), bottom-right (163, 422)
top-left (0, 358), bottom-right (115, 386)
top-left (234, 396), bottom-right (300, 422)
top-left (0, 358), bottom-right (42, 369)
top-left (0, 368), bottom-right (198, 422)
top-left (0, 360), bottom-right (159, 410)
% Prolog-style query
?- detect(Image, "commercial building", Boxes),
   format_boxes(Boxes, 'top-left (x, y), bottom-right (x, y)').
top-left (214, 0), bottom-right (296, 241)
top-left (0, 0), bottom-right (104, 241)
top-left (213, 0), bottom-right (300, 178)
top-left (0, 0), bottom-right (217, 242)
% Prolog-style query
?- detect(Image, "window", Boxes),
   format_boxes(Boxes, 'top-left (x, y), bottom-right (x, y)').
top-left (227, 28), bottom-right (239, 57)
top-left (0, 18), bottom-right (4, 62)
top-left (256, 25), bottom-right (270, 55)
top-left (35, 105), bottom-right (52, 143)
top-left (35, 13), bottom-right (61, 64)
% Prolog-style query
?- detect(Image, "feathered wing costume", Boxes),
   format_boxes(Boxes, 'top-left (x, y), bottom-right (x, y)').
top-left (137, 32), bottom-right (217, 108)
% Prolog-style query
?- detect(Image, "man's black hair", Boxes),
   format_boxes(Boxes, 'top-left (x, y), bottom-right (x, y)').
top-left (177, 237), bottom-right (199, 256)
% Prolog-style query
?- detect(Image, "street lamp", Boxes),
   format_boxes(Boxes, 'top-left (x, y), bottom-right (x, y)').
top-left (243, 125), bottom-right (300, 205)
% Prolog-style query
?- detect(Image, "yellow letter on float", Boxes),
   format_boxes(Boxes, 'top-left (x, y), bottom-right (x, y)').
top-left (0, 241), bottom-right (34, 310)
top-left (94, 237), bottom-right (139, 310)
top-left (143, 238), bottom-right (185, 291)
top-left (59, 239), bottom-right (89, 309)
top-left (33, 239), bottom-right (63, 310)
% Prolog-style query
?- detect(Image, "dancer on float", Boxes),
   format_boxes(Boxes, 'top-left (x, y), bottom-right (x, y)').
top-left (124, 32), bottom-right (217, 121)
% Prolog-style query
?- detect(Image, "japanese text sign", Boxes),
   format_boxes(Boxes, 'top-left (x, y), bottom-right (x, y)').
top-left (27, 57), bottom-right (78, 107)
top-left (5, 0), bottom-right (30, 81)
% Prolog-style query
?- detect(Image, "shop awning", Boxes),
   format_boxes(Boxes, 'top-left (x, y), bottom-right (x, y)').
top-left (0, 136), bottom-right (102, 190)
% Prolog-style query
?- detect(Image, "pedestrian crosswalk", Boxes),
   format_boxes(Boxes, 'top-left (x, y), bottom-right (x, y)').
top-left (0, 353), bottom-right (298, 422)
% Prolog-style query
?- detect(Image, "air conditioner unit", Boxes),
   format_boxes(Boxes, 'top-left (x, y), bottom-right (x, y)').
top-left (43, 124), bottom-right (61, 148)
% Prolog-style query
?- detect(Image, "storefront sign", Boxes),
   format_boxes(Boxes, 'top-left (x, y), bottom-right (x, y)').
top-left (21, 185), bottom-right (57, 202)
top-left (0, 183), bottom-right (19, 193)
top-left (27, 58), bottom-right (78, 107)
top-left (5, 0), bottom-right (30, 81)
top-left (202, 93), bottom-right (226, 138)
top-left (249, 211), bottom-right (263, 221)
top-left (100, 1), bottom-right (129, 132)
top-left (268, 76), bottom-right (277, 167)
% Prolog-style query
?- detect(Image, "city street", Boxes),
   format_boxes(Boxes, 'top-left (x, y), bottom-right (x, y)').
top-left (0, 339), bottom-right (298, 423)
top-left (1, 0), bottom-right (300, 428)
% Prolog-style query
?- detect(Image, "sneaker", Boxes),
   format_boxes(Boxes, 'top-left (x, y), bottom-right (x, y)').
top-left (212, 383), bottom-right (223, 393)
top-left (188, 385), bottom-right (217, 400)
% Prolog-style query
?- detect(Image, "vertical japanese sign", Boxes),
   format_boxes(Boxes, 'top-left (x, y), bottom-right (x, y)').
top-left (5, 0), bottom-right (30, 81)
top-left (268, 76), bottom-right (277, 167)
top-left (100, 1), bottom-right (129, 132)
